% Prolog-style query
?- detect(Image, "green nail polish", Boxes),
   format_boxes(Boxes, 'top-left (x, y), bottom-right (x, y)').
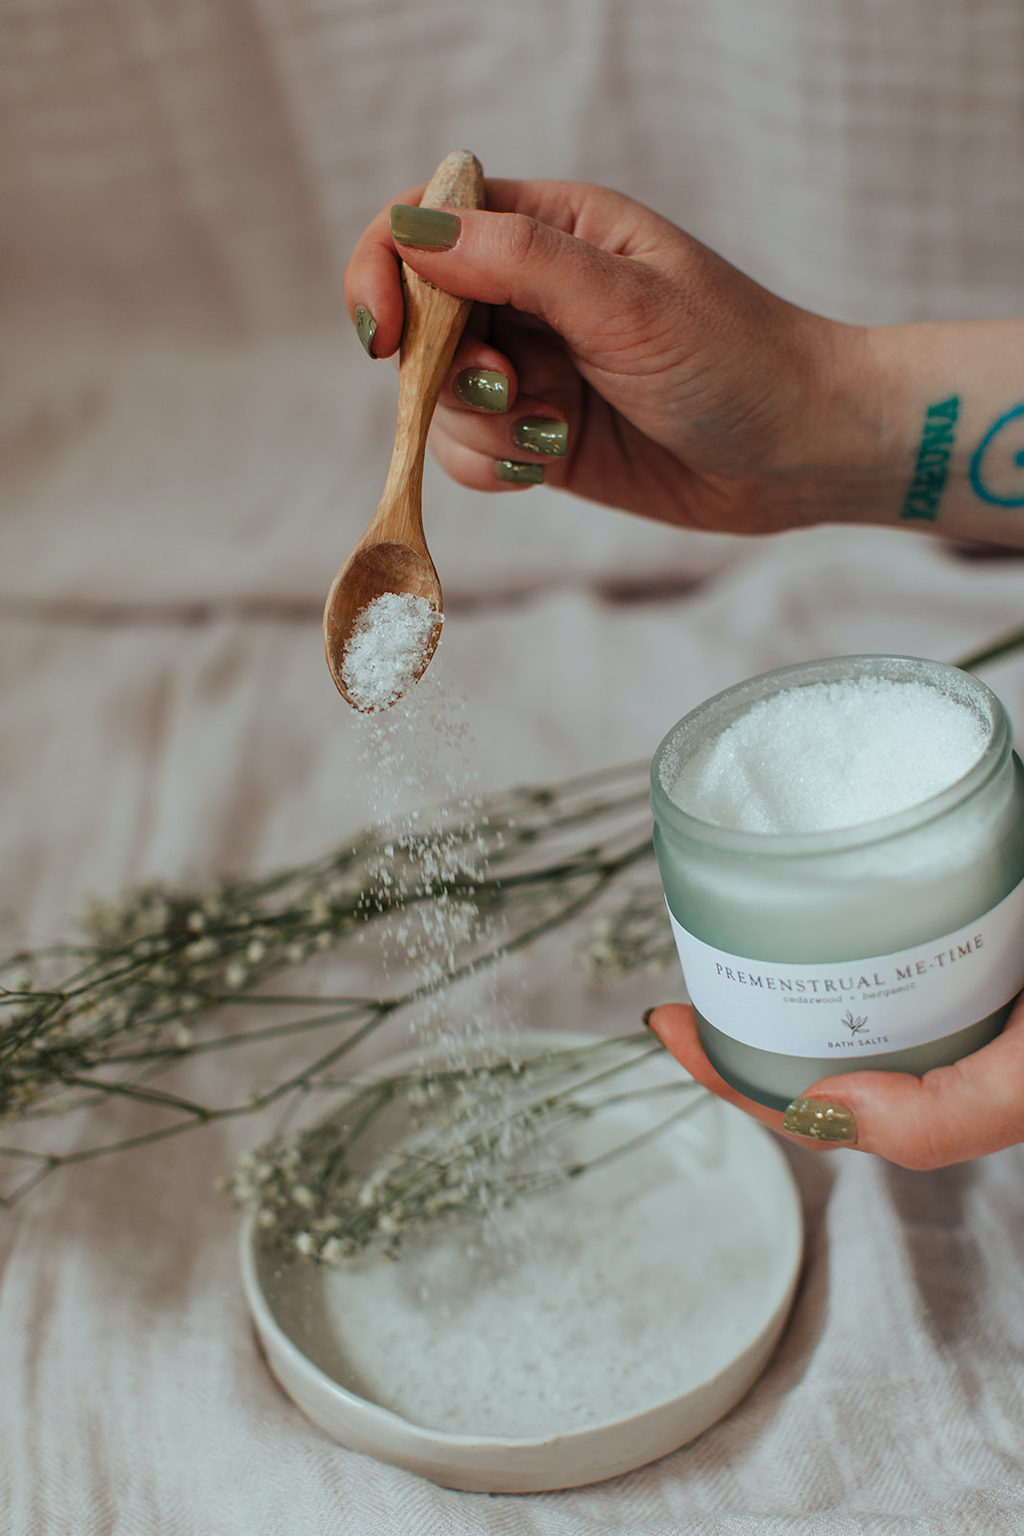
top-left (354, 305), bottom-right (377, 358)
top-left (454, 369), bottom-right (509, 412)
top-left (390, 204), bottom-right (460, 249)
top-left (495, 459), bottom-right (544, 486)
top-left (782, 1097), bottom-right (857, 1144)
top-left (511, 418), bottom-right (568, 457)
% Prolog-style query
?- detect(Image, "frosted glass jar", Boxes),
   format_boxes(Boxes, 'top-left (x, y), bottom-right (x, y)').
top-left (650, 656), bottom-right (1024, 1111)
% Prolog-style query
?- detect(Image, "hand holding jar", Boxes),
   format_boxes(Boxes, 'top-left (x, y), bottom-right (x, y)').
top-left (645, 658), bottom-right (1024, 1171)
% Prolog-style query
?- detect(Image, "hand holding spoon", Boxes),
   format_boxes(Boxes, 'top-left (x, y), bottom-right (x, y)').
top-left (323, 150), bottom-right (485, 710)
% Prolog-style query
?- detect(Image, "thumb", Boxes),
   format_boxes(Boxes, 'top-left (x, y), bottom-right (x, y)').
top-left (389, 203), bottom-right (675, 378)
top-left (790, 999), bottom-right (1024, 1169)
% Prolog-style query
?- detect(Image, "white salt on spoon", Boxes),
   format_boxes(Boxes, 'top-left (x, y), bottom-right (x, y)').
top-left (340, 592), bottom-right (443, 712)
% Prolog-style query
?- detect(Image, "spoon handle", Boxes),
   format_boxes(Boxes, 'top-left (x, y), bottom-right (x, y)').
top-left (378, 151), bottom-right (486, 542)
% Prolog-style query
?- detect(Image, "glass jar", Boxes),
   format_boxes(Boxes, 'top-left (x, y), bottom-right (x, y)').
top-left (649, 656), bottom-right (1024, 1111)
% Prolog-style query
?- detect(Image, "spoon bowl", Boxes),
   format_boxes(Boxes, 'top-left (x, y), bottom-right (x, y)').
top-left (323, 542), bottom-right (443, 704)
top-left (324, 151), bottom-right (485, 710)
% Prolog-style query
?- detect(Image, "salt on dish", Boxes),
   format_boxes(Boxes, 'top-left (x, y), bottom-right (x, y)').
top-left (666, 676), bottom-right (989, 834)
top-left (295, 1097), bottom-right (790, 1439)
top-left (244, 1063), bottom-right (804, 1486)
top-left (341, 591), bottom-right (442, 711)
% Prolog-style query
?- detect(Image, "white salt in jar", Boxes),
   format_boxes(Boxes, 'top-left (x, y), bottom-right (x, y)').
top-left (650, 656), bottom-right (1024, 1110)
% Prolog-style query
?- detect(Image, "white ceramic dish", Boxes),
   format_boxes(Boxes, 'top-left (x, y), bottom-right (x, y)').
top-left (240, 1032), bottom-right (803, 1493)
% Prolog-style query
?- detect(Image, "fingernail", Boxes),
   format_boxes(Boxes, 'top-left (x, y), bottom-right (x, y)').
top-left (511, 418), bottom-right (568, 457)
top-left (495, 459), bottom-right (544, 486)
top-left (354, 305), bottom-right (377, 358)
top-left (454, 369), bottom-right (509, 412)
top-left (390, 204), bottom-right (460, 249)
top-left (782, 1096), bottom-right (858, 1144)
top-left (642, 1006), bottom-right (658, 1030)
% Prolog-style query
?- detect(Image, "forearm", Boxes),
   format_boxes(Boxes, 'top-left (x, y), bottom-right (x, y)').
top-left (783, 317), bottom-right (1024, 547)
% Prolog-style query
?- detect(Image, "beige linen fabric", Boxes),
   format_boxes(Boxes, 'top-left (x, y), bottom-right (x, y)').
top-left (4, 0), bottom-right (1024, 344)
top-left (2, 1), bottom-right (1024, 1531)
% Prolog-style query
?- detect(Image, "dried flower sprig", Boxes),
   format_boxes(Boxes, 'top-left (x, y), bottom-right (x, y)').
top-left (0, 762), bottom-right (662, 1204)
top-left (226, 1033), bottom-right (707, 1266)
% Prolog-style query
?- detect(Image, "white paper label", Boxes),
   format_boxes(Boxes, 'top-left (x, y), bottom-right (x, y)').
top-left (667, 878), bottom-right (1024, 1057)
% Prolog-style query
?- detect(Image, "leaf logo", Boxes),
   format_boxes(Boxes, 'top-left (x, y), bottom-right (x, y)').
top-left (841, 1010), bottom-right (869, 1035)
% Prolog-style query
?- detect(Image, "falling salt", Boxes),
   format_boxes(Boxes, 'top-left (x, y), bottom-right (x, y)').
top-left (341, 592), bottom-right (442, 711)
top-left (350, 658), bottom-right (510, 1066)
top-left (666, 676), bottom-right (988, 834)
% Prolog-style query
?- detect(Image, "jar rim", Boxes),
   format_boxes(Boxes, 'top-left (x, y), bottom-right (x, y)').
top-left (649, 654), bottom-right (1012, 858)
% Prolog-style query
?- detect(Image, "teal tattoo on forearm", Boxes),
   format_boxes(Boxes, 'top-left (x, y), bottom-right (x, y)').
top-left (899, 396), bottom-right (960, 522)
top-left (969, 403), bottom-right (1024, 507)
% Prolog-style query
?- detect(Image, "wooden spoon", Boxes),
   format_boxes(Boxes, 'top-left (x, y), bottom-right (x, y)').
top-left (323, 150), bottom-right (485, 709)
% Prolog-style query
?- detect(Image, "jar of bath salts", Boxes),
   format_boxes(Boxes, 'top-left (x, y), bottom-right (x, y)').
top-left (650, 656), bottom-right (1024, 1111)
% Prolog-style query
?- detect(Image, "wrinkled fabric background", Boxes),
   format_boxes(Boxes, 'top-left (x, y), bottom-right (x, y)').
top-left (2, 3), bottom-right (1024, 1531)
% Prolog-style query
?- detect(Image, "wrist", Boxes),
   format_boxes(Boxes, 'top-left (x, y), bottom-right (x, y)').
top-left (755, 316), bottom-right (908, 531)
top-left (686, 312), bottom-right (907, 537)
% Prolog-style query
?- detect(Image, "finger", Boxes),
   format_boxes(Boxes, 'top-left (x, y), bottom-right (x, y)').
top-left (392, 177), bottom-right (667, 255)
top-left (428, 433), bottom-right (551, 495)
top-left (787, 996), bottom-right (1024, 1169)
top-left (433, 390), bottom-right (568, 465)
top-left (644, 1003), bottom-right (830, 1148)
top-left (442, 337), bottom-right (519, 416)
top-left (433, 320), bottom-right (578, 490)
top-left (343, 182), bottom-right (427, 357)
top-left (430, 400), bottom-right (575, 493)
